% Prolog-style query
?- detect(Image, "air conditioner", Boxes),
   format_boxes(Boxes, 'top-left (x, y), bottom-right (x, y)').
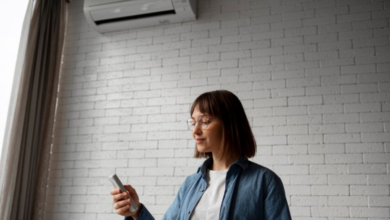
top-left (83, 0), bottom-right (197, 33)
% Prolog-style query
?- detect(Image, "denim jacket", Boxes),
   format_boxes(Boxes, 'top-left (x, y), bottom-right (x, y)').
top-left (126, 157), bottom-right (292, 220)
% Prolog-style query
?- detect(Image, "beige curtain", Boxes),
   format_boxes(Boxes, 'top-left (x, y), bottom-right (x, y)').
top-left (0, 0), bottom-right (69, 219)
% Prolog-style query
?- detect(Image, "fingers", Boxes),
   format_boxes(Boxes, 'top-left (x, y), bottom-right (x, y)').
top-left (112, 191), bottom-right (128, 203)
top-left (110, 185), bottom-right (140, 217)
top-left (115, 200), bottom-right (131, 215)
top-left (124, 185), bottom-right (136, 193)
top-left (114, 198), bottom-right (130, 210)
top-left (110, 188), bottom-right (121, 195)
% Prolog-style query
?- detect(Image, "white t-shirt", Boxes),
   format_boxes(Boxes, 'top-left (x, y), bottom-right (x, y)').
top-left (190, 169), bottom-right (228, 220)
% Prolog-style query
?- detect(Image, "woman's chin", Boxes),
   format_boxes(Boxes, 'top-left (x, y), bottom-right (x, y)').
top-left (196, 145), bottom-right (208, 153)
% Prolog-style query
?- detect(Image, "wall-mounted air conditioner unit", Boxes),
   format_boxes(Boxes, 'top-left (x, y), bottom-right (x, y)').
top-left (84, 0), bottom-right (197, 33)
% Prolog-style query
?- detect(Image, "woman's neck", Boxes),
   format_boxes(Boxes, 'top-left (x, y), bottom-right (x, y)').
top-left (211, 154), bottom-right (237, 171)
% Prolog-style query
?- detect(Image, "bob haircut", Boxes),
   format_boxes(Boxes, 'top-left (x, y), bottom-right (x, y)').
top-left (190, 90), bottom-right (256, 160)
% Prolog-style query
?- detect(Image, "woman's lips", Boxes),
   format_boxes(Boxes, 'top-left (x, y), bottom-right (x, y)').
top-left (195, 138), bottom-right (205, 143)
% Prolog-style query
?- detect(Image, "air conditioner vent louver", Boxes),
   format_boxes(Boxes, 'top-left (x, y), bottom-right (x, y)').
top-left (95, 10), bottom-right (176, 25)
top-left (84, 0), bottom-right (197, 33)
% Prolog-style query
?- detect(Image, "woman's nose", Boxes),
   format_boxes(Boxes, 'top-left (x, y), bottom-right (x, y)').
top-left (192, 122), bottom-right (202, 135)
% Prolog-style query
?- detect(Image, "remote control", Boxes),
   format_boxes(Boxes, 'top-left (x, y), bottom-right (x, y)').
top-left (108, 174), bottom-right (138, 212)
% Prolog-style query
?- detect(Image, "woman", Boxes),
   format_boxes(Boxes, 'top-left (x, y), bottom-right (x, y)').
top-left (111, 90), bottom-right (292, 220)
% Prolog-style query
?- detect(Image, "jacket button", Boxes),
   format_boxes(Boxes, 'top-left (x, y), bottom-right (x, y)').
top-left (200, 189), bottom-right (204, 192)
top-left (187, 211), bottom-right (191, 214)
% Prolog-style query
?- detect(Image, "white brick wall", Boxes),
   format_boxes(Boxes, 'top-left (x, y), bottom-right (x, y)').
top-left (45, 0), bottom-right (390, 219)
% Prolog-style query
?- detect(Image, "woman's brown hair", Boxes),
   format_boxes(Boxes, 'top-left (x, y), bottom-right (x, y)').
top-left (190, 90), bottom-right (256, 161)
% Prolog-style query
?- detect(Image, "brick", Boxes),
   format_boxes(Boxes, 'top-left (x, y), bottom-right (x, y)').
top-left (341, 64), bottom-right (375, 75)
top-left (369, 196), bottom-right (390, 207)
top-left (305, 33), bottom-right (337, 44)
top-left (346, 143), bottom-right (384, 153)
top-left (360, 73), bottom-right (390, 84)
top-left (272, 70), bottom-right (305, 80)
top-left (284, 185), bottom-right (311, 195)
top-left (321, 22), bottom-right (354, 34)
top-left (303, 15), bottom-right (336, 27)
top-left (309, 144), bottom-right (344, 154)
top-left (348, 164), bottom-right (386, 174)
top-left (272, 54), bottom-right (304, 64)
top-left (329, 196), bottom-right (367, 206)
top-left (273, 106), bottom-right (307, 116)
top-left (291, 196), bottom-right (327, 206)
top-left (245, 108), bottom-right (272, 118)
top-left (324, 133), bottom-right (361, 143)
top-left (354, 37), bottom-right (389, 49)
top-left (351, 207), bottom-right (390, 218)
top-left (284, 44), bottom-right (317, 54)
top-left (288, 96), bottom-right (322, 106)
top-left (353, 19), bottom-right (389, 30)
top-left (309, 124), bottom-right (344, 134)
top-left (361, 92), bottom-right (390, 103)
top-left (288, 134), bottom-right (323, 144)
top-left (323, 113), bottom-right (359, 123)
top-left (325, 154), bottom-right (363, 164)
top-left (273, 165), bottom-right (309, 175)
top-left (272, 36), bottom-right (303, 47)
top-left (341, 84), bottom-right (378, 94)
top-left (322, 75), bottom-right (357, 86)
top-left (287, 77), bottom-right (320, 87)
top-left (256, 135), bottom-right (287, 145)
top-left (338, 11), bottom-right (371, 23)
top-left (145, 167), bottom-right (174, 176)
top-left (254, 155), bottom-right (288, 165)
top-left (340, 47), bottom-right (375, 58)
top-left (340, 29), bottom-right (374, 41)
top-left (361, 112), bottom-right (390, 122)
top-left (239, 57), bottom-right (270, 67)
top-left (364, 153), bottom-right (390, 163)
top-left (254, 80), bottom-right (285, 90)
top-left (253, 116), bottom-right (286, 126)
top-left (273, 145), bottom-right (308, 155)
top-left (271, 88), bottom-right (305, 97)
top-left (368, 175), bottom-right (390, 185)
top-left (289, 155), bottom-right (324, 165)
top-left (287, 115), bottom-right (322, 125)
top-left (312, 207), bottom-right (349, 217)
top-left (379, 82), bottom-right (390, 92)
top-left (310, 164), bottom-right (347, 174)
top-left (346, 122), bottom-right (383, 133)
top-left (329, 175), bottom-right (367, 184)
top-left (312, 185), bottom-right (349, 196)
top-left (316, 5), bottom-right (348, 17)
top-left (285, 61), bottom-right (319, 70)
top-left (191, 21), bottom-right (220, 32)
top-left (239, 73), bottom-right (270, 82)
top-left (362, 133), bottom-right (390, 142)
top-left (306, 85), bottom-right (340, 96)
top-left (351, 185), bottom-right (389, 196)
top-left (308, 104), bottom-right (343, 114)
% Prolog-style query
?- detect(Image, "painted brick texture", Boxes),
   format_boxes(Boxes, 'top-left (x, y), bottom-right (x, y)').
top-left (45, 0), bottom-right (390, 219)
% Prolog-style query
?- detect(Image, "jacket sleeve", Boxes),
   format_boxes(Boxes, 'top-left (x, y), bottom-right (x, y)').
top-left (125, 176), bottom-right (189, 220)
top-left (263, 174), bottom-right (292, 220)
top-left (125, 204), bottom-right (154, 220)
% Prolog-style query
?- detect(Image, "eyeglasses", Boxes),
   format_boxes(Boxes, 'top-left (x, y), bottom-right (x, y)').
top-left (187, 115), bottom-right (217, 130)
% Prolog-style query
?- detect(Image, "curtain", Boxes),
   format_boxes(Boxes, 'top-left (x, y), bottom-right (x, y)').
top-left (0, 0), bottom-right (69, 219)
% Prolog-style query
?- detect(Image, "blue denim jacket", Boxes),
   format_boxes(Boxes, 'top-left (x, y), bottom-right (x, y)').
top-left (126, 157), bottom-right (292, 220)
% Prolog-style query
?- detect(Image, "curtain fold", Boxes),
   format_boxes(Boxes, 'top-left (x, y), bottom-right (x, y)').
top-left (0, 0), bottom-right (68, 219)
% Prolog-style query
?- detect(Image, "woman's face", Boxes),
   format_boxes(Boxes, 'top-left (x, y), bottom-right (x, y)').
top-left (191, 104), bottom-right (224, 156)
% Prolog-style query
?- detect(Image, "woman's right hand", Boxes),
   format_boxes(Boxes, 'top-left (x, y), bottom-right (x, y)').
top-left (110, 184), bottom-right (141, 218)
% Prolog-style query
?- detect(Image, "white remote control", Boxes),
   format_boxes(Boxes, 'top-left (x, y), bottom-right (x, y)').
top-left (108, 174), bottom-right (138, 212)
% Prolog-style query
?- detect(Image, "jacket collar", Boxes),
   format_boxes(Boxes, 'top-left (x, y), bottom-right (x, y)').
top-left (197, 157), bottom-right (249, 179)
